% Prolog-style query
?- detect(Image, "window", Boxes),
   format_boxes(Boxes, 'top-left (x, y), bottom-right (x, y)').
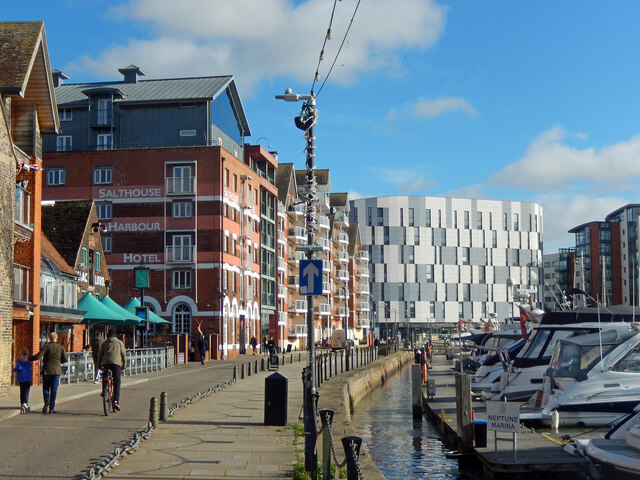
top-left (95, 252), bottom-right (101, 272)
top-left (59, 108), bottom-right (72, 121)
top-left (503, 212), bottom-right (508, 230)
top-left (425, 265), bottom-right (434, 282)
top-left (172, 165), bottom-right (192, 194)
top-left (15, 183), bottom-right (30, 226)
top-left (101, 233), bottom-right (112, 253)
top-left (476, 212), bottom-right (483, 229)
top-left (425, 209), bottom-right (431, 227)
top-left (172, 270), bottom-right (192, 289)
top-left (513, 213), bottom-right (519, 230)
top-left (96, 202), bottom-right (112, 220)
top-left (172, 235), bottom-right (193, 261)
top-left (97, 99), bottom-right (112, 125)
top-left (93, 166), bottom-right (112, 185)
top-left (173, 303), bottom-right (191, 334)
top-left (408, 208), bottom-right (415, 227)
top-left (56, 136), bottom-right (72, 152)
top-left (172, 200), bottom-right (193, 218)
top-left (97, 134), bottom-right (112, 150)
top-left (233, 174), bottom-right (238, 191)
top-left (224, 168), bottom-right (229, 187)
top-left (180, 129), bottom-right (196, 137)
top-left (81, 247), bottom-right (87, 267)
top-left (47, 168), bottom-right (65, 186)
top-left (462, 247), bottom-right (470, 265)
top-left (464, 211), bottom-right (470, 229)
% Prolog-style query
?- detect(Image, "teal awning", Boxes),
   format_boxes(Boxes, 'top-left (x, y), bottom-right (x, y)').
top-left (123, 297), bottom-right (171, 324)
top-left (100, 295), bottom-right (143, 324)
top-left (79, 293), bottom-right (138, 326)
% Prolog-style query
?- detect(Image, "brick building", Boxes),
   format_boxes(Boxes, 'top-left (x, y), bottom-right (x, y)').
top-left (42, 67), bottom-right (278, 358)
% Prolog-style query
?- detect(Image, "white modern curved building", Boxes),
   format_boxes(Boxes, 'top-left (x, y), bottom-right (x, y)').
top-left (349, 196), bottom-right (543, 336)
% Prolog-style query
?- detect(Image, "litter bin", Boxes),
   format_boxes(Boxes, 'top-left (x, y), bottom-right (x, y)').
top-left (473, 419), bottom-right (487, 448)
top-left (264, 372), bottom-right (288, 426)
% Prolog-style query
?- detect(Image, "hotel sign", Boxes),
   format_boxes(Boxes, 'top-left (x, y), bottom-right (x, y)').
top-left (97, 187), bottom-right (162, 199)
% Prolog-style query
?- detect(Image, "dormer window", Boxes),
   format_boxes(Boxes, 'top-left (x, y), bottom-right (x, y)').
top-left (97, 99), bottom-right (112, 125)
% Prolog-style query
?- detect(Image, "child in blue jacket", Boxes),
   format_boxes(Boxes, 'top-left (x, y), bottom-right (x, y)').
top-left (13, 348), bottom-right (33, 413)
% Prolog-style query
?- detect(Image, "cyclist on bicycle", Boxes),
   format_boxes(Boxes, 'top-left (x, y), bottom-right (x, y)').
top-left (97, 330), bottom-right (126, 411)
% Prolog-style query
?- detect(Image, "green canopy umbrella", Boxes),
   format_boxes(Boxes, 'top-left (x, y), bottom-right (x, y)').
top-left (100, 295), bottom-right (144, 324)
top-left (79, 293), bottom-right (138, 326)
top-left (123, 297), bottom-right (171, 324)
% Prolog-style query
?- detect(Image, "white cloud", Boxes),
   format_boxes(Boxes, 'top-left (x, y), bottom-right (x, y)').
top-left (374, 168), bottom-right (437, 192)
top-left (66, 0), bottom-right (446, 96)
top-left (488, 126), bottom-right (640, 192)
top-left (413, 97), bottom-right (478, 118)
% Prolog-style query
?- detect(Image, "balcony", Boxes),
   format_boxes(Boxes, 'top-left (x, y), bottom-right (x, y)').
top-left (165, 245), bottom-right (195, 263)
top-left (336, 232), bottom-right (348, 244)
top-left (336, 270), bottom-right (349, 281)
top-left (323, 260), bottom-right (331, 272)
top-left (318, 216), bottom-right (330, 229)
top-left (288, 226), bottom-right (306, 242)
top-left (13, 264), bottom-right (30, 302)
top-left (356, 302), bottom-right (370, 312)
top-left (278, 284), bottom-right (287, 298)
top-left (335, 288), bottom-right (347, 300)
top-left (358, 267), bottom-right (370, 278)
top-left (358, 285), bottom-right (370, 295)
top-left (322, 282), bottom-right (330, 294)
top-left (287, 203), bottom-right (305, 216)
top-left (314, 303), bottom-right (331, 316)
top-left (336, 251), bottom-right (349, 263)
top-left (316, 237), bottom-right (330, 251)
top-left (291, 300), bottom-right (308, 312)
top-left (336, 307), bottom-right (347, 317)
top-left (277, 258), bottom-right (286, 271)
top-left (357, 250), bottom-right (369, 261)
top-left (333, 211), bottom-right (350, 226)
top-left (166, 176), bottom-right (195, 195)
top-left (287, 276), bottom-right (299, 289)
top-left (277, 312), bottom-right (287, 326)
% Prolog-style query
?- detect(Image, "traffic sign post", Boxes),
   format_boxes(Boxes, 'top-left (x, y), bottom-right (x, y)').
top-left (299, 260), bottom-right (323, 296)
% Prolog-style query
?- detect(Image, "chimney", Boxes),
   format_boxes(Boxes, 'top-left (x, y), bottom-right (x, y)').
top-left (118, 65), bottom-right (146, 84)
top-left (51, 70), bottom-right (69, 88)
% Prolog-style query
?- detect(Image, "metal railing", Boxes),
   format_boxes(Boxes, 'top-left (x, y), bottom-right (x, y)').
top-left (60, 347), bottom-right (175, 384)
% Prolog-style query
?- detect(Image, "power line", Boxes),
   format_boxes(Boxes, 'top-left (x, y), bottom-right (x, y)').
top-left (310, 0), bottom-right (362, 98)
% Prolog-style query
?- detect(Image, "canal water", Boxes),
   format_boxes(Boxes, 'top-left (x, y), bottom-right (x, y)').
top-left (351, 365), bottom-right (462, 479)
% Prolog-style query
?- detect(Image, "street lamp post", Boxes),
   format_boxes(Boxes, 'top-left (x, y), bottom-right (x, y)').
top-left (276, 88), bottom-right (319, 478)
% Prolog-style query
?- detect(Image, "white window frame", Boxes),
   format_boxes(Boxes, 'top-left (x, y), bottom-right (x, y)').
top-left (101, 233), bottom-right (112, 253)
top-left (172, 234), bottom-right (192, 261)
top-left (96, 202), bottom-right (112, 220)
top-left (97, 134), bottom-right (112, 150)
top-left (59, 108), bottom-right (72, 121)
top-left (93, 166), bottom-right (113, 185)
top-left (56, 135), bottom-right (72, 152)
top-left (172, 165), bottom-right (192, 194)
top-left (47, 168), bottom-right (65, 186)
top-left (172, 269), bottom-right (192, 289)
top-left (172, 200), bottom-right (193, 218)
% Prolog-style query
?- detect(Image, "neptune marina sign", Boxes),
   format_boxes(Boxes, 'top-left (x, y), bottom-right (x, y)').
top-left (486, 401), bottom-right (520, 432)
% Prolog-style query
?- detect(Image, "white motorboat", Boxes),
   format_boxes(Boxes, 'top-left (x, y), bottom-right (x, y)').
top-left (581, 404), bottom-right (640, 476)
top-left (483, 321), bottom-right (622, 402)
top-left (523, 324), bottom-right (640, 427)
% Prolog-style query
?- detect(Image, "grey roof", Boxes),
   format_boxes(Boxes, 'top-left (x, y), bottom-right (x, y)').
top-left (347, 222), bottom-right (361, 256)
top-left (295, 168), bottom-right (330, 187)
top-left (54, 74), bottom-right (251, 135)
top-left (276, 163), bottom-right (296, 203)
top-left (329, 193), bottom-right (348, 208)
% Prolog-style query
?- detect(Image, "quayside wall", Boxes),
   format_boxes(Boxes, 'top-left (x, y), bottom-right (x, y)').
top-left (317, 350), bottom-right (413, 479)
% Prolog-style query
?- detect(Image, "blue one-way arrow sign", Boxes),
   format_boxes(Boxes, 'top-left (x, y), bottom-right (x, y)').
top-left (299, 259), bottom-right (323, 295)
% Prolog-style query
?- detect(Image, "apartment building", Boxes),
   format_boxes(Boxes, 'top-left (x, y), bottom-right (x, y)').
top-left (350, 196), bottom-right (543, 336)
top-left (42, 66), bottom-right (278, 358)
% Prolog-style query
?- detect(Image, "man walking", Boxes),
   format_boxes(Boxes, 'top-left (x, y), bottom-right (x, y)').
top-left (197, 335), bottom-right (209, 365)
top-left (91, 330), bottom-right (104, 383)
top-left (32, 332), bottom-right (67, 414)
top-left (98, 330), bottom-right (126, 411)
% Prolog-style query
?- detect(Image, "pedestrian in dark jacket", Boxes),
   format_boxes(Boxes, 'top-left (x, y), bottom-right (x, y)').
top-left (32, 332), bottom-right (67, 414)
top-left (197, 335), bottom-right (209, 365)
top-left (91, 331), bottom-right (104, 383)
top-left (98, 330), bottom-right (126, 411)
top-left (13, 348), bottom-right (33, 413)
top-left (250, 336), bottom-right (258, 355)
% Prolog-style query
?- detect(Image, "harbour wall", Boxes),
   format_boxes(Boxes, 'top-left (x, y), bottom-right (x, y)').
top-left (317, 350), bottom-right (414, 479)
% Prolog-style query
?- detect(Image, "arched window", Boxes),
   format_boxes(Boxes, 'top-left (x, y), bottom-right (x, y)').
top-left (174, 303), bottom-right (191, 334)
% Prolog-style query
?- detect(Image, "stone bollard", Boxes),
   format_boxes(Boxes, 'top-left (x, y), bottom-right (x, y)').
top-left (149, 397), bottom-right (158, 427)
top-left (159, 391), bottom-right (168, 421)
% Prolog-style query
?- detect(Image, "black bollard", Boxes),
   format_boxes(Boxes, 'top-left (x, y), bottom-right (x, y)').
top-left (320, 409), bottom-right (335, 480)
top-left (159, 391), bottom-right (168, 421)
top-left (261, 358), bottom-right (265, 371)
top-left (233, 365), bottom-right (237, 381)
top-left (241, 363), bottom-right (245, 379)
top-left (341, 436), bottom-right (363, 480)
top-left (149, 397), bottom-right (158, 427)
top-left (247, 362), bottom-right (252, 376)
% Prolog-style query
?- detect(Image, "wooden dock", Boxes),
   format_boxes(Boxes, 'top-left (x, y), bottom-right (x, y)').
top-left (422, 355), bottom-right (590, 479)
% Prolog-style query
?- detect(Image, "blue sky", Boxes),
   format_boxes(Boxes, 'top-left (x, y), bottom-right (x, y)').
top-left (7, 0), bottom-right (640, 251)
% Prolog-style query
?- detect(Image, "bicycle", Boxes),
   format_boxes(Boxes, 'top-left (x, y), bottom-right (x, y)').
top-left (101, 368), bottom-right (114, 416)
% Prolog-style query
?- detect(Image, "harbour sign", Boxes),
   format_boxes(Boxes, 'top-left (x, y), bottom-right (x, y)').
top-left (299, 259), bottom-right (323, 295)
top-left (486, 401), bottom-right (520, 432)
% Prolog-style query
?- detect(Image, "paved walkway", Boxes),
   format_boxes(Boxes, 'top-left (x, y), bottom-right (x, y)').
top-left (109, 360), bottom-right (304, 479)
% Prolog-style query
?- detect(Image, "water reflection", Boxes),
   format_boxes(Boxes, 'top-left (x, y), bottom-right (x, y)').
top-left (351, 366), bottom-right (460, 479)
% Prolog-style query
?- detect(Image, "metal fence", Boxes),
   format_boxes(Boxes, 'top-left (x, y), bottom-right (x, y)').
top-left (60, 347), bottom-right (175, 384)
